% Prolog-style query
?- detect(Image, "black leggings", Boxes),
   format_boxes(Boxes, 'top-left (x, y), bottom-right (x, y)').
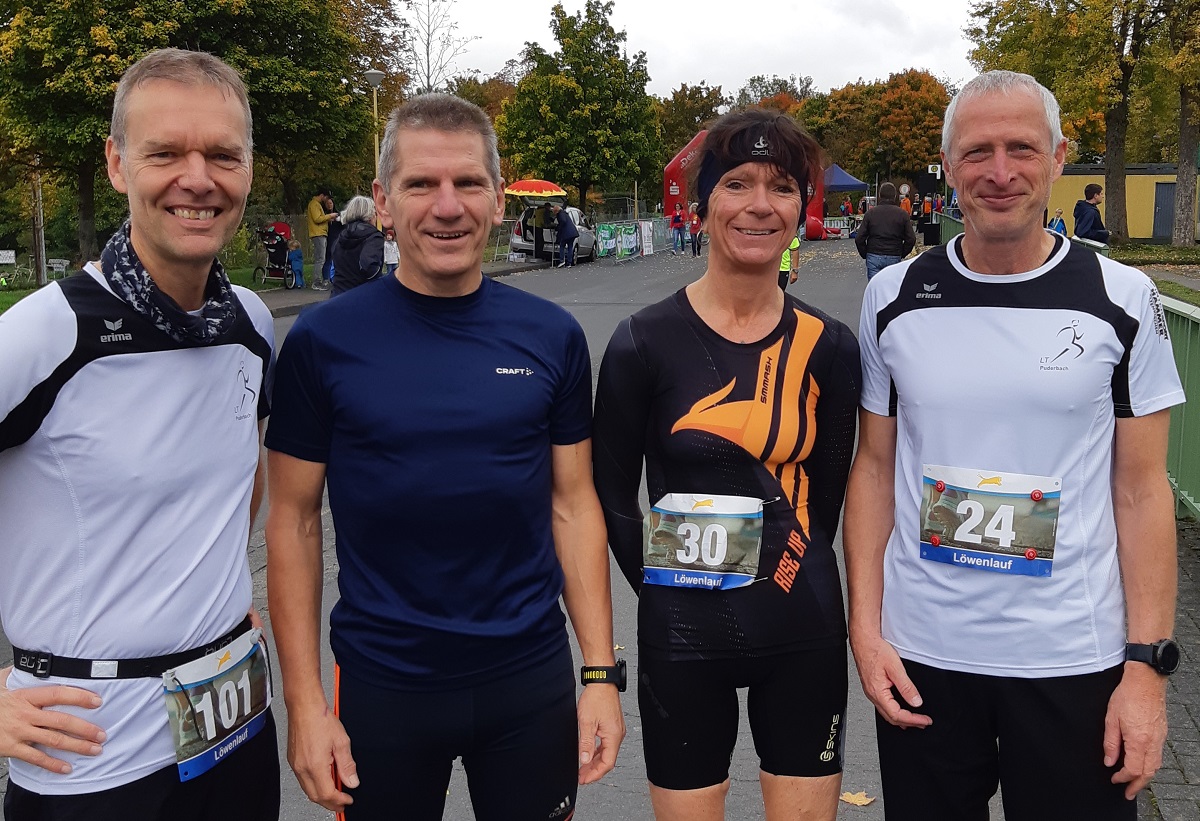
top-left (335, 645), bottom-right (577, 821)
top-left (690, 232), bottom-right (702, 256)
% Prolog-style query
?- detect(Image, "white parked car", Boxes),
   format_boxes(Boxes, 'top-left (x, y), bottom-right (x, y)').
top-left (510, 205), bottom-right (596, 263)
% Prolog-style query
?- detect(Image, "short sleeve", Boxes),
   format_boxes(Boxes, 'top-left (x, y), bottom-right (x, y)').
top-left (263, 317), bottom-right (332, 463)
top-left (549, 317), bottom-right (593, 445)
top-left (1117, 280), bottom-right (1185, 418)
top-left (858, 279), bottom-right (895, 417)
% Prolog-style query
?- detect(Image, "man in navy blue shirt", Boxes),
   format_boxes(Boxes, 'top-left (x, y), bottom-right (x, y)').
top-left (265, 94), bottom-right (625, 820)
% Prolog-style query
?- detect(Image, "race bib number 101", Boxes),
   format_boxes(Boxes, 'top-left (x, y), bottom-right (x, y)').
top-left (919, 465), bottom-right (1060, 577)
top-left (162, 628), bottom-right (272, 782)
top-left (643, 494), bottom-right (764, 590)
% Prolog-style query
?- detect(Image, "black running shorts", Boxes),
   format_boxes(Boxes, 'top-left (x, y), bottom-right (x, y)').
top-left (3, 709), bottom-right (280, 821)
top-left (638, 644), bottom-right (848, 790)
top-left (875, 658), bottom-right (1135, 821)
top-left (334, 644), bottom-right (578, 821)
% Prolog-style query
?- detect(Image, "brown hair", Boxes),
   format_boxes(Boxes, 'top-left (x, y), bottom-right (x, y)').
top-left (694, 108), bottom-right (824, 225)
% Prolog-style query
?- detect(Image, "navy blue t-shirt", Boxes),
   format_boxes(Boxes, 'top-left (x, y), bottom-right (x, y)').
top-left (266, 274), bottom-right (593, 690)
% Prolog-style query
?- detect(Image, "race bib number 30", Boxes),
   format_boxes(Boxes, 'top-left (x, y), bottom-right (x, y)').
top-left (919, 465), bottom-right (1060, 577)
top-left (643, 494), bottom-right (764, 590)
top-left (162, 628), bottom-right (272, 781)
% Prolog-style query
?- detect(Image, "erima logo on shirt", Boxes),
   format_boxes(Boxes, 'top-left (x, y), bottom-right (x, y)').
top-left (751, 135), bottom-right (771, 156)
top-left (100, 318), bottom-right (133, 343)
top-left (496, 367), bottom-right (534, 376)
top-left (916, 283), bottom-right (941, 299)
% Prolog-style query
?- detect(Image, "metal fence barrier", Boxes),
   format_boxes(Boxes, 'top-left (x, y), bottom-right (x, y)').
top-left (1164, 296), bottom-right (1200, 519)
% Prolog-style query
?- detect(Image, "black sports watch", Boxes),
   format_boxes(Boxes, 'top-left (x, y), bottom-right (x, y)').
top-left (1125, 640), bottom-right (1181, 675)
top-left (580, 658), bottom-right (627, 692)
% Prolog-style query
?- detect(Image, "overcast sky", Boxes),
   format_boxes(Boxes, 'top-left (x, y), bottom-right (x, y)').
top-left (445, 0), bottom-right (978, 97)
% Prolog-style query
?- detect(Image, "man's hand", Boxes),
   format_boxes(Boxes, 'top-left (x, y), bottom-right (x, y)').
top-left (850, 632), bottom-right (932, 729)
top-left (789, 269), bottom-right (799, 284)
top-left (287, 702), bottom-right (359, 811)
top-left (1104, 664), bottom-right (1168, 800)
top-left (0, 668), bottom-right (106, 774)
top-left (576, 684), bottom-right (625, 784)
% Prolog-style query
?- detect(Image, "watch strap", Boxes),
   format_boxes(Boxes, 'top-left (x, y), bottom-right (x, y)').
top-left (580, 659), bottom-right (627, 692)
top-left (1125, 643), bottom-right (1155, 666)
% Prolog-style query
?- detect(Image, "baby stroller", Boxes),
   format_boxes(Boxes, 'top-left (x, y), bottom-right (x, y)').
top-left (253, 222), bottom-right (297, 288)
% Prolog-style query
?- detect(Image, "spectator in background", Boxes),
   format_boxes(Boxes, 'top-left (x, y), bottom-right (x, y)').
top-left (329, 195), bottom-right (384, 297)
top-left (307, 188), bottom-right (337, 290)
top-left (854, 181), bottom-right (915, 281)
top-left (899, 191), bottom-right (911, 217)
top-left (288, 238), bottom-right (306, 289)
top-left (1048, 207), bottom-right (1067, 235)
top-left (1073, 184), bottom-right (1111, 243)
top-left (552, 204), bottom-right (579, 268)
top-left (689, 202), bottom-right (703, 257)
top-left (670, 202), bottom-right (686, 255)
top-left (383, 228), bottom-right (399, 276)
top-left (533, 202), bottom-right (552, 260)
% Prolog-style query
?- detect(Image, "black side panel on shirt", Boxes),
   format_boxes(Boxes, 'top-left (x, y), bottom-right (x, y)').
top-left (0, 273), bottom-right (272, 453)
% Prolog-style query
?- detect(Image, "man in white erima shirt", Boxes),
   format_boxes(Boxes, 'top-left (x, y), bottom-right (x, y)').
top-left (0, 49), bottom-right (277, 820)
top-left (846, 70), bottom-right (1183, 820)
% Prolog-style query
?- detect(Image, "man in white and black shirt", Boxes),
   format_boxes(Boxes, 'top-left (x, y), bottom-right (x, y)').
top-left (845, 71), bottom-right (1184, 820)
top-left (0, 49), bottom-right (278, 820)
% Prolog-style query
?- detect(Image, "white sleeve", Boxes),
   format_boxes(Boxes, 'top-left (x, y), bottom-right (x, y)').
top-left (858, 277), bottom-right (894, 417)
top-left (1122, 278), bottom-right (1185, 417)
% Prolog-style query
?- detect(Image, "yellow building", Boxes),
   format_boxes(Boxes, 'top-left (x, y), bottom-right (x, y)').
top-left (1050, 164), bottom-right (1199, 242)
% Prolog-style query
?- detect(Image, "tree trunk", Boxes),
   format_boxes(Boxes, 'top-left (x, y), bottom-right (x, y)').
top-left (281, 174), bottom-right (302, 216)
top-left (76, 157), bottom-right (98, 264)
top-left (1174, 83), bottom-right (1199, 246)
top-left (577, 180), bottom-right (590, 211)
top-left (1104, 100), bottom-right (1129, 244)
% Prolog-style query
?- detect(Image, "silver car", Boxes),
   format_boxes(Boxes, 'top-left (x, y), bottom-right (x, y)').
top-left (510, 205), bottom-right (596, 263)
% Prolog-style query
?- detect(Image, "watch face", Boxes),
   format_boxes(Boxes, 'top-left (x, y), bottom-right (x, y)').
top-left (1157, 640), bottom-right (1181, 674)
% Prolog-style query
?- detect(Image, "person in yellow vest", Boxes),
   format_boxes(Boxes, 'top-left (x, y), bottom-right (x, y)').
top-left (778, 232), bottom-right (800, 289)
top-left (306, 188), bottom-right (338, 290)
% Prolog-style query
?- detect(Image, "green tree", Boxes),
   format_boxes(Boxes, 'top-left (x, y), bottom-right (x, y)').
top-left (655, 82), bottom-right (727, 156)
top-left (733, 74), bottom-right (814, 110)
top-left (0, 0), bottom-right (403, 259)
top-left (495, 1), bottom-right (661, 209)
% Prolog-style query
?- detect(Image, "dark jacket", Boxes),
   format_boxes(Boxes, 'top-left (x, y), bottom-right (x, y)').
top-left (1072, 199), bottom-right (1109, 243)
top-left (855, 203), bottom-right (916, 259)
top-left (555, 209), bottom-right (579, 242)
top-left (330, 220), bottom-right (384, 296)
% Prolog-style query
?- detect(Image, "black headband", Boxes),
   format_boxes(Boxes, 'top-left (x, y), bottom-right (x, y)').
top-left (695, 139), bottom-right (808, 228)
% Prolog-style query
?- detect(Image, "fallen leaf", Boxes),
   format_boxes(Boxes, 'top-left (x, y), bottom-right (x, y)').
top-left (839, 791), bottom-right (876, 807)
top-left (613, 644), bottom-right (625, 651)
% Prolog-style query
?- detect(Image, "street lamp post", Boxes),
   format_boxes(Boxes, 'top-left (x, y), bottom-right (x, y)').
top-left (365, 69), bottom-right (386, 184)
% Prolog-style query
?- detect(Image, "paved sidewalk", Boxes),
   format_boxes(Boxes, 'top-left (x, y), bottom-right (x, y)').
top-left (256, 257), bottom-right (551, 317)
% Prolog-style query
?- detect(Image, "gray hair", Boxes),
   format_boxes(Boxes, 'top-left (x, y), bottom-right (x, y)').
top-left (111, 48), bottom-right (253, 158)
top-left (340, 195), bottom-right (376, 224)
top-left (941, 70), bottom-right (1063, 156)
top-left (377, 93), bottom-right (501, 191)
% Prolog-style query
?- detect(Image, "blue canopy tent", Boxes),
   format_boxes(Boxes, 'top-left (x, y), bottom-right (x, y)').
top-left (823, 164), bottom-right (869, 192)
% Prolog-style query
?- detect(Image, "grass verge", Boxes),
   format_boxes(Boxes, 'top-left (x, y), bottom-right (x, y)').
top-left (1153, 278), bottom-right (1200, 308)
top-left (1111, 244), bottom-right (1200, 266)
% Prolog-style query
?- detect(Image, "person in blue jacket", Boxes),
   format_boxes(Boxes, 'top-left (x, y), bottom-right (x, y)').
top-left (553, 204), bottom-right (579, 267)
top-left (1073, 184), bottom-right (1110, 243)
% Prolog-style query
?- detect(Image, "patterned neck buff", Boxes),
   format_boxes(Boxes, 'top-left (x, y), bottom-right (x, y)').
top-left (100, 219), bottom-right (237, 346)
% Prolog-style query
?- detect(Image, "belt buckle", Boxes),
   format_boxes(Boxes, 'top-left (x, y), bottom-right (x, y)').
top-left (16, 651), bottom-right (52, 679)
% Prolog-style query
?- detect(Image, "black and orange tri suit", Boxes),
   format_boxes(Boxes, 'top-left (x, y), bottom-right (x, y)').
top-left (593, 287), bottom-right (861, 789)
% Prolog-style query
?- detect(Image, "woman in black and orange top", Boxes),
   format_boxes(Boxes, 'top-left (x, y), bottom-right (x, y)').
top-left (593, 109), bottom-right (860, 821)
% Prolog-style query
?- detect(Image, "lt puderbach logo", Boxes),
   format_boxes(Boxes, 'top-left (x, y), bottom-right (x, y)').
top-left (100, 318), bottom-right (132, 343)
top-left (235, 361), bottom-right (256, 421)
top-left (1041, 319), bottom-right (1085, 371)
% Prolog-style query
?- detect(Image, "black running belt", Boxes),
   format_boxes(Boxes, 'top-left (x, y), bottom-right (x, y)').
top-left (11, 616), bottom-right (254, 680)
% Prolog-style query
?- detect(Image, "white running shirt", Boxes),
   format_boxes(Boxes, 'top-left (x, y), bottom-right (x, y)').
top-left (859, 234), bottom-right (1184, 677)
top-left (0, 264), bottom-right (274, 793)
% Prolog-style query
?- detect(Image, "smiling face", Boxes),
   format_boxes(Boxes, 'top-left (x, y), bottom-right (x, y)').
top-left (373, 127), bottom-right (504, 296)
top-left (942, 88), bottom-right (1066, 246)
top-left (105, 79), bottom-right (251, 283)
top-left (704, 161), bottom-right (802, 272)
